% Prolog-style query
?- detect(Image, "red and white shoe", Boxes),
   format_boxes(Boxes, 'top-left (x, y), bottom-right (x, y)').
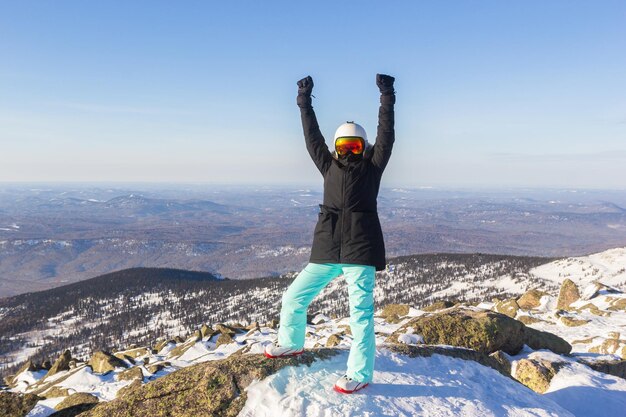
top-left (333, 374), bottom-right (369, 394)
top-left (263, 342), bottom-right (304, 358)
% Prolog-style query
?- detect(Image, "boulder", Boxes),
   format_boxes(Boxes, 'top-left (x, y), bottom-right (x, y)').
top-left (517, 315), bottom-right (545, 325)
top-left (326, 334), bottom-right (342, 347)
top-left (556, 279), bottom-right (580, 310)
top-left (4, 360), bottom-right (37, 387)
top-left (215, 323), bottom-right (238, 336)
top-left (53, 392), bottom-right (99, 415)
top-left (79, 349), bottom-right (340, 417)
top-left (517, 289), bottom-right (547, 310)
top-left (421, 300), bottom-right (456, 312)
top-left (576, 303), bottom-right (610, 317)
top-left (493, 298), bottom-right (520, 318)
top-left (386, 306), bottom-right (571, 355)
top-left (154, 339), bottom-right (175, 353)
top-left (215, 332), bottom-right (235, 348)
top-left (147, 363), bottom-right (166, 374)
top-left (607, 297), bottom-right (626, 312)
top-left (560, 316), bottom-right (590, 327)
top-left (514, 358), bottom-right (564, 394)
top-left (114, 347), bottom-right (150, 361)
top-left (581, 359), bottom-right (626, 380)
top-left (387, 344), bottom-right (511, 377)
top-left (200, 323), bottom-right (214, 338)
top-left (89, 351), bottom-right (128, 374)
top-left (266, 318), bottom-right (279, 329)
top-left (41, 386), bottom-right (71, 399)
top-left (380, 303), bottom-right (410, 317)
top-left (523, 327), bottom-right (572, 354)
top-left (0, 392), bottom-right (41, 417)
top-left (589, 337), bottom-right (623, 355)
top-left (117, 367), bottom-right (144, 382)
top-left (489, 350), bottom-right (511, 375)
top-left (46, 350), bottom-right (72, 379)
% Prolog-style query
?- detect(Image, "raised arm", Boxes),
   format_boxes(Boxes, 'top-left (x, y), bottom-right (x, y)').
top-left (297, 76), bottom-right (332, 176)
top-left (371, 74), bottom-right (396, 172)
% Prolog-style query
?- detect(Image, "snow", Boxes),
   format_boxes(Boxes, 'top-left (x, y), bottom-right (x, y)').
top-left (238, 348), bottom-right (575, 417)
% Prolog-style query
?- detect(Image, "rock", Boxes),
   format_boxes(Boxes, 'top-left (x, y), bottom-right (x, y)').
top-left (589, 337), bottom-right (623, 355)
top-left (380, 304), bottom-right (411, 318)
top-left (523, 327), bottom-right (572, 354)
top-left (89, 351), bottom-right (128, 374)
top-left (41, 360), bottom-right (52, 370)
top-left (174, 336), bottom-right (185, 344)
top-left (517, 289), bottom-right (548, 310)
top-left (215, 332), bottom-right (235, 348)
top-left (45, 350), bottom-right (72, 379)
top-left (387, 344), bottom-right (511, 377)
top-left (147, 363), bottom-right (166, 374)
top-left (489, 351), bottom-right (511, 375)
top-left (326, 334), bottom-right (343, 347)
top-left (607, 297), bottom-right (626, 312)
top-left (556, 279), bottom-right (580, 310)
top-left (572, 336), bottom-right (596, 345)
top-left (215, 323), bottom-right (238, 336)
top-left (117, 367), bottom-right (144, 382)
top-left (581, 359), bottom-right (626, 380)
top-left (560, 316), bottom-right (590, 327)
top-left (493, 298), bottom-right (520, 318)
top-left (79, 349), bottom-right (341, 417)
top-left (200, 323), bottom-right (214, 338)
top-left (0, 392), bottom-right (41, 417)
top-left (386, 306), bottom-right (525, 354)
top-left (53, 392), bottom-right (99, 415)
top-left (116, 379), bottom-right (142, 399)
top-left (114, 347), bottom-right (150, 361)
top-left (386, 306), bottom-right (571, 355)
top-left (5, 360), bottom-right (37, 386)
top-left (154, 339), bottom-right (175, 353)
top-left (338, 324), bottom-right (352, 336)
top-left (266, 318), bottom-right (279, 329)
top-left (41, 386), bottom-right (72, 399)
top-left (576, 303), bottom-right (610, 317)
top-left (421, 300), bottom-right (456, 312)
top-left (517, 315), bottom-right (544, 325)
top-left (514, 358), bottom-right (563, 394)
top-left (245, 321), bottom-right (260, 331)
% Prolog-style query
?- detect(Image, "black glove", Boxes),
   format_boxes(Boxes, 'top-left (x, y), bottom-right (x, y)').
top-left (376, 73), bottom-right (395, 95)
top-left (297, 75), bottom-right (314, 96)
top-left (297, 75), bottom-right (314, 107)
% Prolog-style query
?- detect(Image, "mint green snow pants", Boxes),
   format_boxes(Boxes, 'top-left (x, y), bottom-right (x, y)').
top-left (277, 262), bottom-right (376, 383)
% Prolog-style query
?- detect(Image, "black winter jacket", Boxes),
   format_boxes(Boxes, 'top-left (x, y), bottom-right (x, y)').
top-left (298, 91), bottom-right (395, 271)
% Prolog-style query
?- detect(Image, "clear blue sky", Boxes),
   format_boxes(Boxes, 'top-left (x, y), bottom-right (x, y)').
top-left (1, 1), bottom-right (625, 188)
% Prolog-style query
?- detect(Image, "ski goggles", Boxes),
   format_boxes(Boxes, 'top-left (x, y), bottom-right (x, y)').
top-left (335, 136), bottom-right (365, 156)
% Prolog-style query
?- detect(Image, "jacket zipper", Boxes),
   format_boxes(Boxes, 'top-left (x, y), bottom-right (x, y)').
top-left (340, 167), bottom-right (345, 263)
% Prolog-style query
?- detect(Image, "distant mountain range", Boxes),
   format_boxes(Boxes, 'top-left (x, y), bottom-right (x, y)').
top-left (1, 185), bottom-right (625, 298)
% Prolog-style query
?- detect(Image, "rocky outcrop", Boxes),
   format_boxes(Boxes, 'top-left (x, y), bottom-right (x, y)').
top-left (79, 349), bottom-right (340, 417)
top-left (88, 351), bottom-right (128, 374)
top-left (52, 392), bottom-right (99, 416)
top-left (517, 289), bottom-right (547, 310)
top-left (556, 279), bottom-right (580, 310)
top-left (41, 386), bottom-right (72, 399)
top-left (514, 358), bottom-right (564, 393)
top-left (494, 298), bottom-right (520, 318)
top-left (581, 359), bottom-right (626, 380)
top-left (421, 300), bottom-right (456, 312)
top-left (386, 306), bottom-right (571, 355)
top-left (0, 392), bottom-right (41, 417)
top-left (117, 366), bottom-right (144, 382)
top-left (386, 344), bottom-right (511, 377)
top-left (379, 304), bottom-right (411, 323)
top-left (326, 333), bottom-right (342, 347)
top-left (45, 350), bottom-right (72, 379)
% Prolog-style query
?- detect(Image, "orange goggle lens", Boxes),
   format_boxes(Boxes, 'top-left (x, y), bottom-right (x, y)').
top-left (335, 137), bottom-right (365, 155)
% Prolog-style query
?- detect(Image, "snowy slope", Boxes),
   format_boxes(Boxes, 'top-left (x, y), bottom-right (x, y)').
top-left (530, 247), bottom-right (626, 289)
top-left (239, 348), bottom-right (575, 417)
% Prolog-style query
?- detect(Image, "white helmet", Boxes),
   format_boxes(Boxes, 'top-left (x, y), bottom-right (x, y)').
top-left (334, 121), bottom-right (367, 142)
